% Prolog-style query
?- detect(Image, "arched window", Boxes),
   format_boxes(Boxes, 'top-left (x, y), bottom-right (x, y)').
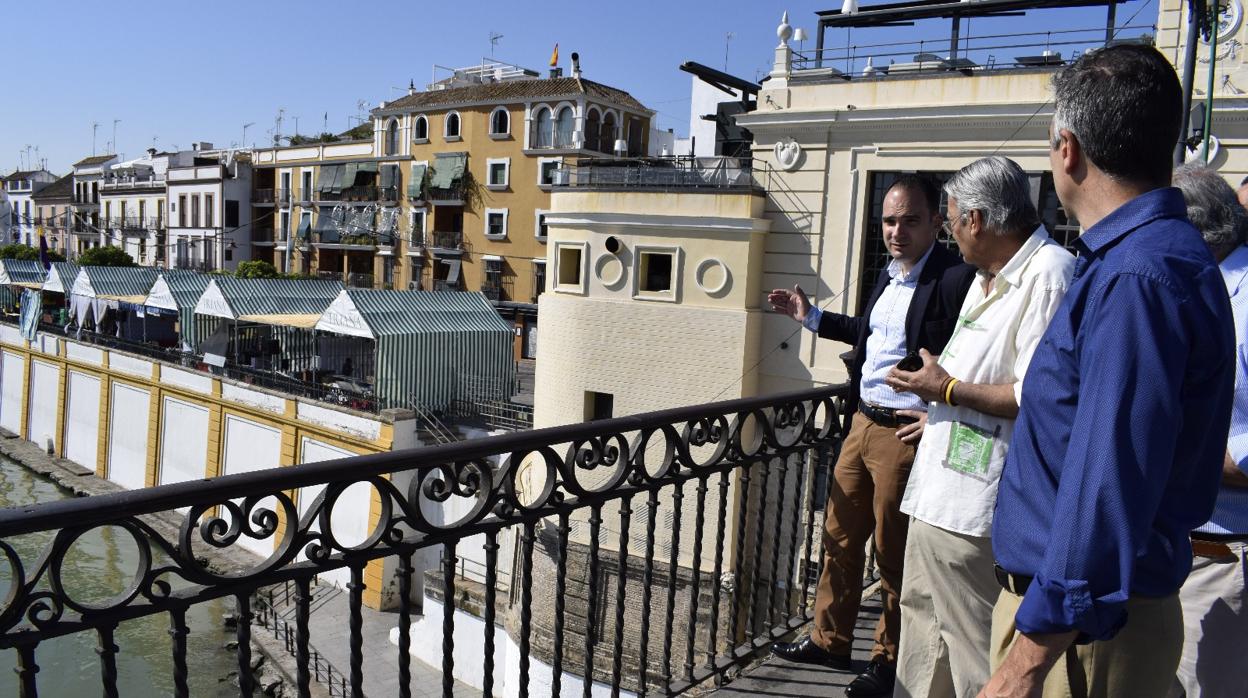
top-left (385, 119), bottom-right (399, 155)
top-left (444, 112), bottom-right (461, 139)
top-left (554, 106), bottom-right (574, 148)
top-left (413, 115), bottom-right (428, 141)
top-left (600, 112), bottom-right (617, 154)
top-left (490, 107), bottom-right (510, 136)
top-left (533, 107), bottom-right (552, 148)
top-left (584, 108), bottom-right (601, 152)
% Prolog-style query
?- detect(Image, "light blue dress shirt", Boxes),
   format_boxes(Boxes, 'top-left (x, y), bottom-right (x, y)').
top-left (804, 245), bottom-right (932, 411)
top-left (1196, 243), bottom-right (1248, 536)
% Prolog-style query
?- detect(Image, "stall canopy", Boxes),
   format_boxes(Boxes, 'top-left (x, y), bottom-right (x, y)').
top-left (42, 262), bottom-right (80, 295)
top-left (194, 277), bottom-right (344, 328)
top-left (144, 272), bottom-right (214, 350)
top-left (0, 259), bottom-right (48, 288)
top-left (315, 289), bottom-right (515, 411)
top-left (69, 266), bottom-right (161, 327)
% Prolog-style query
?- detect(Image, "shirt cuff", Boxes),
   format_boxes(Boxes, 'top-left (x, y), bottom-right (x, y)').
top-left (1229, 431), bottom-right (1248, 473)
top-left (803, 306), bottom-right (824, 333)
top-left (1013, 574), bottom-right (1127, 642)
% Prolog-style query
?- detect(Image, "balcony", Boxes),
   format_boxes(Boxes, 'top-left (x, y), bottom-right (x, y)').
top-left (560, 156), bottom-right (760, 192)
top-left (427, 230), bottom-right (464, 253)
top-left (296, 188), bottom-right (316, 204)
top-left (99, 175), bottom-right (164, 191)
top-left (251, 227), bottom-right (280, 245)
top-left (426, 181), bottom-right (466, 205)
top-left (311, 230), bottom-right (376, 250)
top-left (0, 380), bottom-right (849, 697)
top-left (347, 272), bottom-right (374, 289)
top-left (253, 188), bottom-right (276, 204)
top-left (481, 278), bottom-right (512, 302)
top-left (117, 217), bottom-right (163, 235)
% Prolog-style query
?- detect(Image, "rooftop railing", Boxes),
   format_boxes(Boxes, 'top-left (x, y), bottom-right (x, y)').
top-left (559, 156), bottom-right (762, 193)
top-left (0, 379), bottom-right (848, 697)
top-left (794, 23), bottom-right (1154, 78)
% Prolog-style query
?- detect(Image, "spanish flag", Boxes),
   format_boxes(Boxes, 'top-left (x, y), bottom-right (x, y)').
top-left (549, 43), bottom-right (559, 67)
top-left (37, 227), bottom-right (50, 271)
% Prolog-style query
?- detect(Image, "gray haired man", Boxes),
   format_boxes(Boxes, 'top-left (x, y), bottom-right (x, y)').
top-left (1170, 164), bottom-right (1248, 698)
top-left (884, 156), bottom-right (1074, 698)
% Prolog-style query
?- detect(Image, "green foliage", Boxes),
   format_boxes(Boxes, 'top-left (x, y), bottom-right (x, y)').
top-left (339, 123), bottom-right (374, 141)
top-left (77, 245), bottom-right (135, 267)
top-left (0, 244), bottom-right (66, 262)
top-left (235, 260), bottom-right (280, 278)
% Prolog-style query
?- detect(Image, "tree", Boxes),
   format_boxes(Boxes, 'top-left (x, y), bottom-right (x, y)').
top-left (0, 244), bottom-right (65, 263)
top-left (235, 260), bottom-right (279, 278)
top-left (77, 245), bottom-right (135, 267)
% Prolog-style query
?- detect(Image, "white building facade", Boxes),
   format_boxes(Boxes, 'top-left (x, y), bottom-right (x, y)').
top-left (3, 169), bottom-right (57, 245)
top-left (166, 146), bottom-right (253, 272)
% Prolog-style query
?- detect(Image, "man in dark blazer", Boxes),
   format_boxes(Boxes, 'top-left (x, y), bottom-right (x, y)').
top-left (768, 174), bottom-right (975, 697)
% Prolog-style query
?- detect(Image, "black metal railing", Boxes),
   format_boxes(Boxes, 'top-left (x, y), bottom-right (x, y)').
top-left (0, 383), bottom-right (847, 697)
top-left (793, 23), bottom-right (1155, 76)
top-left (254, 189), bottom-right (276, 204)
top-left (560, 156), bottom-right (760, 192)
top-left (428, 231), bottom-right (463, 251)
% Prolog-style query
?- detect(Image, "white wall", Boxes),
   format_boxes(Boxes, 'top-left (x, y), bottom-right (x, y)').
top-left (107, 383), bottom-right (150, 490)
top-left (26, 361), bottom-right (58, 451)
top-left (158, 397), bottom-right (209, 487)
top-left (221, 415), bottom-right (283, 558)
top-left (0, 351), bottom-right (23, 434)
top-left (64, 371), bottom-right (100, 469)
top-left (297, 438), bottom-right (368, 588)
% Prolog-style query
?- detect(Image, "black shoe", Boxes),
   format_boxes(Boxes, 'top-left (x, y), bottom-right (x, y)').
top-left (770, 635), bottom-right (853, 670)
top-left (844, 657), bottom-right (895, 697)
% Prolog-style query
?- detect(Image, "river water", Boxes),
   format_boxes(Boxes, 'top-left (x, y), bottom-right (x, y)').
top-left (0, 455), bottom-right (240, 696)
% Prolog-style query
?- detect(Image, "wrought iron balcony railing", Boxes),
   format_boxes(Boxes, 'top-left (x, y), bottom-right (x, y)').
top-left (428, 230), bottom-right (463, 251)
top-left (253, 188), bottom-right (276, 203)
top-left (0, 382), bottom-right (848, 697)
top-left (561, 156), bottom-right (761, 192)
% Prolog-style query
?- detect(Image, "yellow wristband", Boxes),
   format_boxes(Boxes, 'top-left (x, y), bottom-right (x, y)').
top-left (944, 378), bottom-right (959, 406)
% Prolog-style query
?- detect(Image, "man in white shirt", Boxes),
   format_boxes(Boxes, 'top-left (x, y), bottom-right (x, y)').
top-left (884, 156), bottom-right (1075, 698)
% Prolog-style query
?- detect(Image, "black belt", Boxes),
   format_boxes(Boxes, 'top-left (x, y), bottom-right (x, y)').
top-left (859, 401), bottom-right (918, 429)
top-left (994, 563), bottom-right (1033, 595)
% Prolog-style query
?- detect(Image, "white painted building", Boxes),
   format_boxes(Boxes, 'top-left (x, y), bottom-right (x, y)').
top-left (3, 169), bottom-right (57, 245)
top-left (165, 144), bottom-right (253, 272)
top-left (69, 154), bottom-right (119, 255)
top-left (99, 148), bottom-right (190, 266)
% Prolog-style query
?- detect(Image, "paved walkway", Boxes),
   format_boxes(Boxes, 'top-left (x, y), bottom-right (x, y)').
top-left (294, 583), bottom-right (477, 698)
top-left (710, 602), bottom-right (883, 697)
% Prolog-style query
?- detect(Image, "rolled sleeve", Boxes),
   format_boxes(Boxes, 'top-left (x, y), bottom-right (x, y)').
top-left (802, 306), bottom-right (824, 333)
top-left (1014, 274), bottom-right (1186, 640)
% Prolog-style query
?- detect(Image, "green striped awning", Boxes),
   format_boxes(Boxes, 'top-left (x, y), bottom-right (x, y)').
top-left (407, 163), bottom-right (427, 197)
top-left (71, 266), bottom-right (161, 302)
top-left (145, 271), bottom-right (214, 350)
top-left (43, 262), bottom-right (80, 295)
top-left (430, 154), bottom-right (466, 189)
top-left (315, 289), bottom-right (514, 410)
top-left (194, 276), bottom-right (344, 324)
top-left (0, 259), bottom-right (48, 287)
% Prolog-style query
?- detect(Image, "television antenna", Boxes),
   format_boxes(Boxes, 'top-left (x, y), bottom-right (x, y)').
top-left (489, 32), bottom-right (504, 56)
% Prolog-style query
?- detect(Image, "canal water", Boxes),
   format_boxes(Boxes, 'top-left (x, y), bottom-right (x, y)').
top-left (0, 455), bottom-right (240, 696)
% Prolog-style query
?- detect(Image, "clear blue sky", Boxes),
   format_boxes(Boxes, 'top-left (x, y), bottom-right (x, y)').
top-left (0, 0), bottom-right (1158, 175)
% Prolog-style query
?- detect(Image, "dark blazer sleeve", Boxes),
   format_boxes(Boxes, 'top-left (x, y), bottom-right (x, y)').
top-left (815, 311), bottom-right (865, 344)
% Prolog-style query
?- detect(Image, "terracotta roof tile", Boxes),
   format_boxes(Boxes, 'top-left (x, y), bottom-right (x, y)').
top-left (73, 154), bottom-right (116, 167)
top-left (31, 174), bottom-right (73, 200)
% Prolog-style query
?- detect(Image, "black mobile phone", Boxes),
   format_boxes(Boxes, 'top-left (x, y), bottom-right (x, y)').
top-left (896, 351), bottom-right (923, 372)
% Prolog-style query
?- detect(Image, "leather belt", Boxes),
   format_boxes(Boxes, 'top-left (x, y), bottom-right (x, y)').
top-left (994, 563), bottom-right (1033, 595)
top-left (1192, 539), bottom-right (1235, 559)
top-left (859, 401), bottom-right (918, 429)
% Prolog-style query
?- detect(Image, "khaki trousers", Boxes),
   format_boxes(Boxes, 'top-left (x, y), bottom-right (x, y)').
top-left (990, 588), bottom-right (1182, 698)
top-left (895, 519), bottom-right (997, 698)
top-left (811, 411), bottom-right (915, 662)
top-left (1171, 541), bottom-right (1248, 698)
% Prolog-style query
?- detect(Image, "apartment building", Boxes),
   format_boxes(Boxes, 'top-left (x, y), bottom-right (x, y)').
top-left (98, 148), bottom-right (182, 266)
top-left (69, 154), bottom-right (118, 254)
top-left (166, 144), bottom-right (253, 272)
top-left (31, 174), bottom-right (73, 254)
top-left (3, 169), bottom-right (57, 245)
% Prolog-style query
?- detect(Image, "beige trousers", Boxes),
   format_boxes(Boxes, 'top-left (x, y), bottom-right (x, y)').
top-left (990, 588), bottom-right (1182, 698)
top-left (895, 519), bottom-right (997, 698)
top-left (1171, 541), bottom-right (1248, 698)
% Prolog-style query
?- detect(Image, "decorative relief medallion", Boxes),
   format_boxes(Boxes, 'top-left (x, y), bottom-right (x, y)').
top-left (774, 138), bottom-right (802, 171)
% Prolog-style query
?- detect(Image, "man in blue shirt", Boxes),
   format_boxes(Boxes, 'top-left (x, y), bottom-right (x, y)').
top-left (981, 45), bottom-right (1235, 698)
top-left (1171, 165), bottom-right (1248, 698)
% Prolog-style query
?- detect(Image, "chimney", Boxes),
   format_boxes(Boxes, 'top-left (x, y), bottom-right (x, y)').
top-left (146, 147), bottom-right (157, 158)
top-left (549, 67), bottom-right (563, 79)
top-left (408, 79), bottom-right (416, 96)
top-left (571, 52), bottom-right (581, 79)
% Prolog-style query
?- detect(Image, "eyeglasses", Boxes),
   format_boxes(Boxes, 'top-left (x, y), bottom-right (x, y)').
top-left (942, 211), bottom-right (969, 236)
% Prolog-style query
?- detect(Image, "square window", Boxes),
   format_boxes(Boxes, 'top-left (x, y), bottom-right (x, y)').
top-left (534, 211), bottom-right (549, 241)
top-left (584, 391), bottom-right (614, 421)
top-left (556, 244), bottom-right (584, 289)
top-left (634, 246), bottom-right (681, 301)
top-left (486, 159), bottom-right (509, 189)
top-left (538, 159), bottom-right (561, 187)
top-left (484, 209), bottom-right (508, 239)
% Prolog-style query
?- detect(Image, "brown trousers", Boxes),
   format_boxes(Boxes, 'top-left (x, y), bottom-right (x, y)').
top-left (811, 411), bottom-right (916, 663)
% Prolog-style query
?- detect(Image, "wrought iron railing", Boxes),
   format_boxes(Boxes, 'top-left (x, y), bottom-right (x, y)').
top-left (428, 231), bottom-right (463, 251)
top-left (0, 384), bottom-right (848, 697)
top-left (560, 156), bottom-right (760, 192)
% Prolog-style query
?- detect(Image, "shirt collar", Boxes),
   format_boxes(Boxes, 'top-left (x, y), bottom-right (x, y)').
top-left (993, 225), bottom-right (1053, 288)
top-left (887, 241), bottom-right (935, 283)
top-left (1221, 244), bottom-right (1248, 296)
top-left (1073, 187), bottom-right (1188, 257)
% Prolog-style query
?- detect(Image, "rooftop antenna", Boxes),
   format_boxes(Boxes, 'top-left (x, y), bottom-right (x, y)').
top-left (92, 122), bottom-right (99, 155)
top-left (112, 119), bottom-right (121, 155)
top-left (489, 32), bottom-right (503, 56)
top-left (242, 122), bottom-right (255, 149)
top-left (724, 31), bottom-right (735, 71)
top-left (274, 107), bottom-right (285, 145)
